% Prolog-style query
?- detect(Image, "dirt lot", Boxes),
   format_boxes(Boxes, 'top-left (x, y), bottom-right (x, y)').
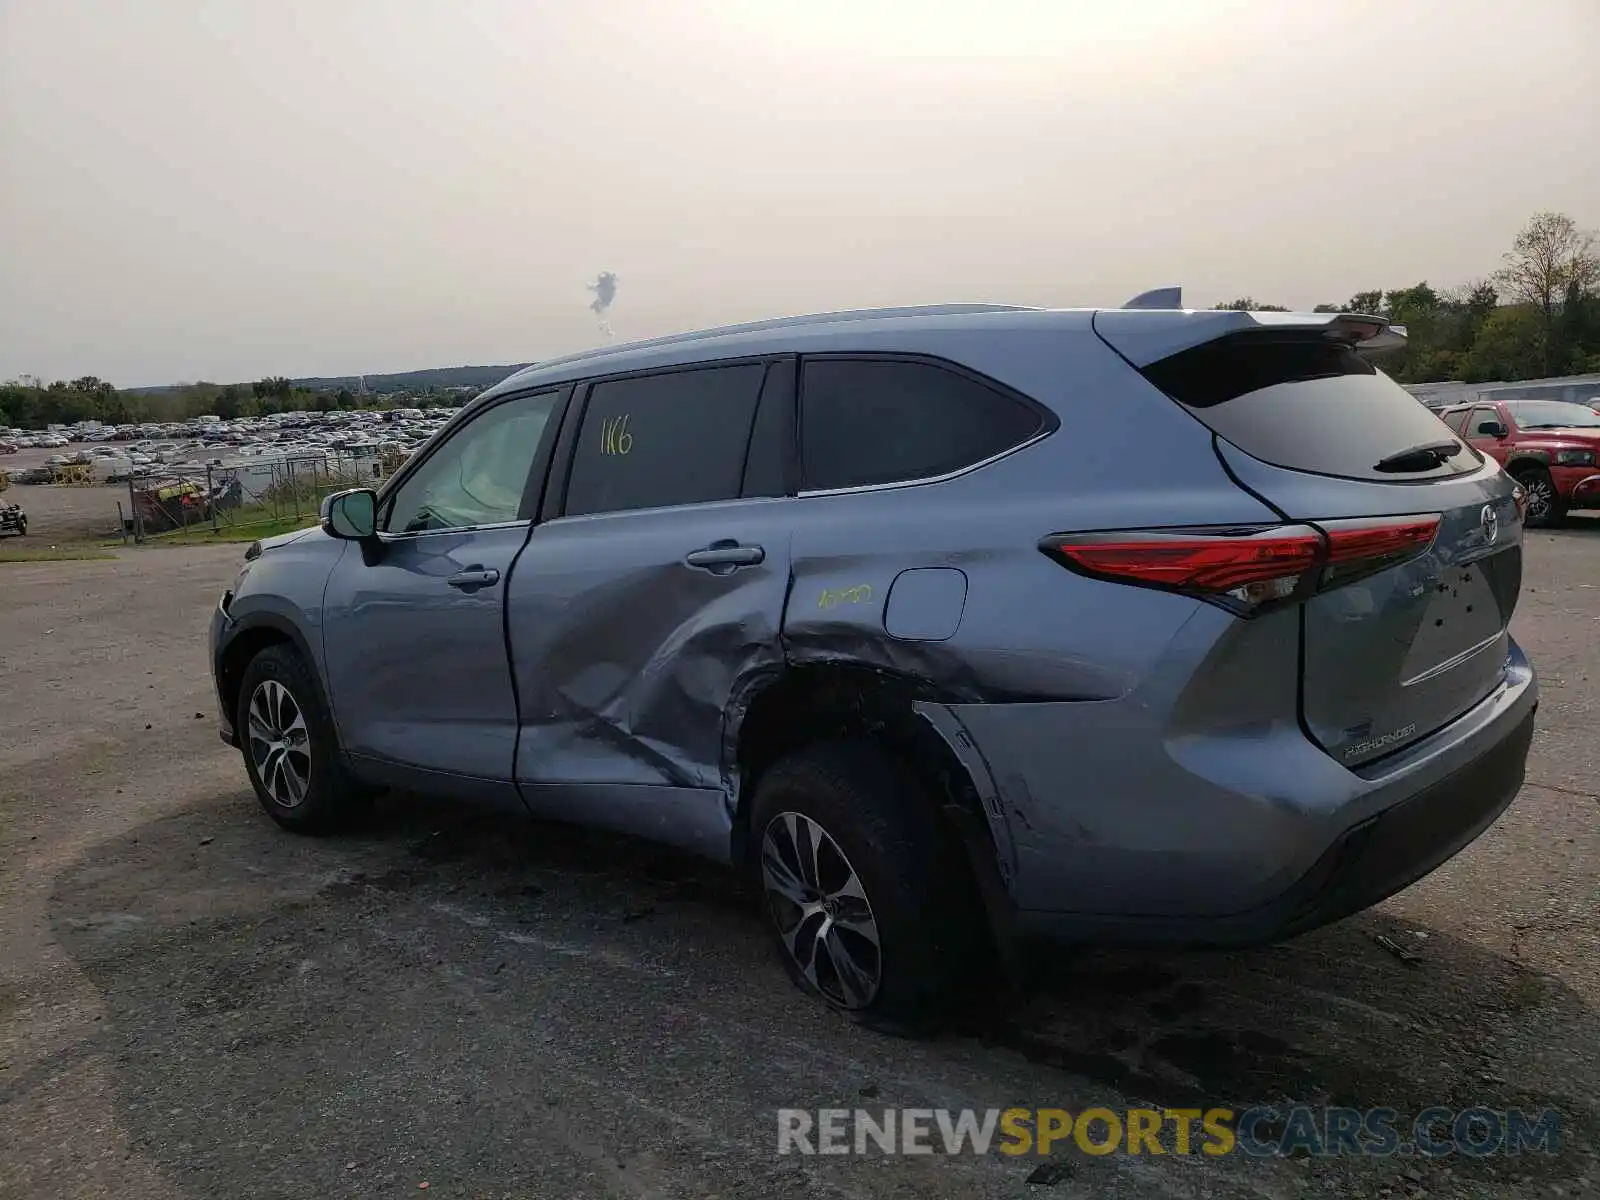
top-left (2, 529), bottom-right (1597, 1199)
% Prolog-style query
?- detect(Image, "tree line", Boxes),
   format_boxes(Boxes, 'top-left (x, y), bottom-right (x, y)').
top-left (4, 211), bottom-right (1595, 431)
top-left (0, 374), bottom-right (461, 431)
top-left (1212, 211), bottom-right (1599, 384)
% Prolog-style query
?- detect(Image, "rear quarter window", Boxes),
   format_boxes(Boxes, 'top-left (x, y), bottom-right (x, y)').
top-left (799, 357), bottom-right (1046, 491)
top-left (1141, 335), bottom-right (1482, 482)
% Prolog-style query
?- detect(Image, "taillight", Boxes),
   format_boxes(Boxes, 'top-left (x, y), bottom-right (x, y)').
top-left (1041, 515), bottom-right (1441, 616)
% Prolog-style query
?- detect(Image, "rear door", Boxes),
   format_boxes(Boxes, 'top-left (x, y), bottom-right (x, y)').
top-left (504, 359), bottom-right (795, 859)
top-left (1095, 312), bottom-right (1521, 768)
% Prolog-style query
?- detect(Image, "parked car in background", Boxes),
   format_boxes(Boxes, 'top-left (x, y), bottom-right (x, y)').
top-left (1441, 398), bottom-right (1600, 526)
top-left (212, 303), bottom-right (1537, 1027)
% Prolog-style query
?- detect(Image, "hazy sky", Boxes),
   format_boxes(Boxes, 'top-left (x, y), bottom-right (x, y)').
top-left (3, 0), bottom-right (1597, 387)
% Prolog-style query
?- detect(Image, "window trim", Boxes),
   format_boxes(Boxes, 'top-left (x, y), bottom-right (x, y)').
top-left (793, 351), bottom-right (1058, 497)
top-left (543, 355), bottom-right (788, 522)
top-left (374, 385), bottom-right (571, 540)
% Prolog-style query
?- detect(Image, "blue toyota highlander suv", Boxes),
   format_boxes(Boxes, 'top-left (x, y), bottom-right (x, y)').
top-left (212, 302), bottom-right (1538, 1026)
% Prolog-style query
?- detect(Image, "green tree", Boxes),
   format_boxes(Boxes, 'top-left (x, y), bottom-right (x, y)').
top-left (1495, 211), bottom-right (1600, 375)
top-left (1459, 305), bottom-right (1544, 382)
top-left (1347, 290), bottom-right (1385, 316)
top-left (1212, 298), bottom-right (1289, 311)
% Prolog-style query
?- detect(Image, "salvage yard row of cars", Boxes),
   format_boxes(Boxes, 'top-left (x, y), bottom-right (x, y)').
top-left (212, 300), bottom-right (1546, 1029)
top-left (0, 406), bottom-right (463, 484)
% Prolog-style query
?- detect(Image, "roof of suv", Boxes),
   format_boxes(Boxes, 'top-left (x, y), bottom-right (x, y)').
top-left (483, 304), bottom-right (1406, 398)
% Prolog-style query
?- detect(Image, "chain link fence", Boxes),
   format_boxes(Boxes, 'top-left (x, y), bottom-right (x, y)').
top-left (125, 449), bottom-right (404, 541)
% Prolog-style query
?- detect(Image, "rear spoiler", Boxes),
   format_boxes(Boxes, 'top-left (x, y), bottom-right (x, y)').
top-left (1101, 296), bottom-right (1409, 367)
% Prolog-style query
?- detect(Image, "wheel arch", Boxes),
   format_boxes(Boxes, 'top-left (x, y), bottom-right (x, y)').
top-left (728, 661), bottom-right (1019, 953)
top-left (217, 612), bottom-right (319, 730)
top-left (1504, 453), bottom-right (1553, 478)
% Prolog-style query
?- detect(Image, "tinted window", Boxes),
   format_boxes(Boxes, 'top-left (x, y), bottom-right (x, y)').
top-left (564, 364), bottom-right (765, 517)
top-left (1504, 399), bottom-right (1600, 429)
top-left (799, 358), bottom-right (1044, 491)
top-left (1441, 408), bottom-right (1470, 435)
top-left (384, 391), bottom-right (559, 533)
top-left (1141, 334), bottom-right (1480, 481)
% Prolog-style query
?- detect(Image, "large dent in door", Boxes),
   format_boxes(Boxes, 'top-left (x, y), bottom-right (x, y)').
top-left (513, 555), bottom-right (786, 800)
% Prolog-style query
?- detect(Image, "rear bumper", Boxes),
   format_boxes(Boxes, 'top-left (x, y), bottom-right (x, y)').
top-left (943, 639), bottom-right (1537, 947)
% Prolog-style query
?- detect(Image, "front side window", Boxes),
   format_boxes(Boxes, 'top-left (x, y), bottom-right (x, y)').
top-left (563, 364), bottom-right (766, 517)
top-left (799, 358), bottom-right (1045, 491)
top-left (384, 391), bottom-right (560, 533)
top-left (1469, 407), bottom-right (1503, 437)
top-left (1441, 408), bottom-right (1470, 435)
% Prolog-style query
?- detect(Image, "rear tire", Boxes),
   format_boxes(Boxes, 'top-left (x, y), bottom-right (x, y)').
top-left (1513, 466), bottom-right (1567, 528)
top-left (236, 644), bottom-right (373, 834)
top-left (749, 739), bottom-right (984, 1033)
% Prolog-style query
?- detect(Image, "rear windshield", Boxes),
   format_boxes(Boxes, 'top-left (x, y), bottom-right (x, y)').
top-left (1141, 334), bottom-right (1482, 482)
top-left (1504, 400), bottom-right (1600, 429)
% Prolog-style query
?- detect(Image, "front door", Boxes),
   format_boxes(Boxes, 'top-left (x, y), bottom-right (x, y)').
top-left (504, 361), bottom-right (794, 860)
top-left (322, 388), bottom-right (566, 799)
top-left (1463, 404), bottom-right (1511, 465)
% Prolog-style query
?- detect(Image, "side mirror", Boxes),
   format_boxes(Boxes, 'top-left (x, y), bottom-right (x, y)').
top-left (320, 488), bottom-right (377, 540)
top-left (1487, 422), bottom-right (1509, 439)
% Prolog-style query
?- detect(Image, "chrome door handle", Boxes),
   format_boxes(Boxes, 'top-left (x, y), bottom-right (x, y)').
top-left (447, 567), bottom-right (500, 590)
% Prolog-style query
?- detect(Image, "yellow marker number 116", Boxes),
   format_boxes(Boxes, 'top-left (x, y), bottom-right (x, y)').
top-left (600, 413), bottom-right (633, 456)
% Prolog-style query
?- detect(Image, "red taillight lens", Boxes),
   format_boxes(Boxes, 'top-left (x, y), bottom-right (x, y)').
top-left (1323, 515), bottom-right (1441, 564)
top-left (1042, 515), bottom-right (1441, 616)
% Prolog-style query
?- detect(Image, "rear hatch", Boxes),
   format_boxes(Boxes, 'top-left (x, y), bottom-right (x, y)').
top-left (1093, 309), bottom-right (1522, 768)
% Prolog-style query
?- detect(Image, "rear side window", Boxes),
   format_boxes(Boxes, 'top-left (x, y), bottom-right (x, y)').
top-left (799, 358), bottom-right (1045, 491)
top-left (564, 364), bottom-right (765, 517)
top-left (1141, 335), bottom-right (1481, 481)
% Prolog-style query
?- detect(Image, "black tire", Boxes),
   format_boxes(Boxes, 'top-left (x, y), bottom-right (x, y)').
top-left (1513, 466), bottom-right (1567, 529)
top-left (236, 643), bottom-right (373, 834)
top-left (748, 739), bottom-right (985, 1033)
top-left (14, 516), bottom-right (24, 536)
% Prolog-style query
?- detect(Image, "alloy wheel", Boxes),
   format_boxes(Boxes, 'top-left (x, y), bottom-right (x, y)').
top-left (247, 679), bottom-right (311, 808)
top-left (1521, 476), bottom-right (1554, 521)
top-left (760, 811), bottom-right (882, 1009)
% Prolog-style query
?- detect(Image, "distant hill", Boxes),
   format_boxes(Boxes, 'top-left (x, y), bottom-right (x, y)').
top-left (125, 363), bottom-right (530, 396)
top-left (291, 364), bottom-right (531, 394)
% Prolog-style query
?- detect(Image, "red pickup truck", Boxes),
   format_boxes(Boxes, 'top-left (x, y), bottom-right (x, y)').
top-left (1441, 398), bottom-right (1600, 527)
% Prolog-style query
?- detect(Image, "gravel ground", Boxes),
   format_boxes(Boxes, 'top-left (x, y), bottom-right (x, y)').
top-left (1, 528), bottom-right (1597, 1200)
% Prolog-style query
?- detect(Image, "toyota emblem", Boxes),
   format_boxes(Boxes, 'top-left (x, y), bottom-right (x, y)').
top-left (1481, 504), bottom-right (1499, 545)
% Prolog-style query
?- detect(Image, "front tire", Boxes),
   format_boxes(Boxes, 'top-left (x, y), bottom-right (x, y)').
top-left (1513, 466), bottom-right (1567, 528)
top-left (236, 644), bottom-right (371, 833)
top-left (749, 739), bottom-right (984, 1032)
